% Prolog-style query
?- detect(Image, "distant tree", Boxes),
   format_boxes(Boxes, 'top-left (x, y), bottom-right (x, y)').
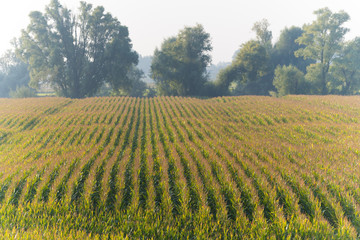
top-left (295, 8), bottom-right (350, 94)
top-left (0, 73), bottom-right (5, 97)
top-left (9, 85), bottom-right (37, 98)
top-left (126, 66), bottom-right (148, 97)
top-left (17, 0), bottom-right (138, 98)
top-left (96, 65), bottom-right (148, 97)
top-left (252, 19), bottom-right (272, 50)
top-left (304, 63), bottom-right (324, 94)
top-left (0, 48), bottom-right (31, 98)
top-left (215, 40), bottom-right (270, 95)
top-left (273, 65), bottom-right (307, 96)
top-left (207, 62), bottom-right (230, 81)
top-left (330, 38), bottom-right (360, 95)
top-left (273, 26), bottom-right (314, 73)
top-left (151, 24), bottom-right (212, 96)
top-left (214, 65), bottom-right (239, 96)
top-left (251, 19), bottom-right (276, 94)
top-left (137, 55), bottom-right (153, 83)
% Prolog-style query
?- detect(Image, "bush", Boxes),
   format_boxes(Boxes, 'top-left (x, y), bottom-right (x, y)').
top-left (273, 65), bottom-right (307, 96)
top-left (9, 86), bottom-right (37, 98)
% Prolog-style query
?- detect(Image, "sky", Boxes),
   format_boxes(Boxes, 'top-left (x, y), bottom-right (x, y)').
top-left (1, 0), bottom-right (360, 64)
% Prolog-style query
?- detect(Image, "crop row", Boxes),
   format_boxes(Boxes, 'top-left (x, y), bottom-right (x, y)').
top-left (0, 96), bottom-right (359, 238)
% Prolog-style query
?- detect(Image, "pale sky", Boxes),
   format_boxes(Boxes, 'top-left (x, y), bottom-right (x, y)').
top-left (1, 0), bottom-right (360, 64)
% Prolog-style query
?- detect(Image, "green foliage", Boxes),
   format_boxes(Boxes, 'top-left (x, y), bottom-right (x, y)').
top-left (302, 174), bottom-right (339, 228)
top-left (0, 175), bottom-right (13, 203)
top-left (71, 149), bottom-right (101, 206)
top-left (90, 163), bottom-right (105, 212)
top-left (127, 67), bottom-right (148, 97)
top-left (1, 96), bottom-right (360, 238)
top-left (105, 156), bottom-right (120, 212)
top-left (295, 7), bottom-right (350, 94)
top-left (106, 101), bottom-right (137, 212)
top-left (216, 40), bottom-right (271, 95)
top-left (149, 104), bottom-right (164, 212)
top-left (56, 158), bottom-right (79, 202)
top-left (108, 66), bottom-right (149, 97)
top-left (138, 103), bottom-right (149, 210)
top-left (330, 38), bottom-right (360, 95)
top-left (327, 183), bottom-right (360, 234)
top-left (17, 0), bottom-right (138, 98)
top-left (281, 172), bottom-right (316, 222)
top-left (9, 172), bottom-right (30, 207)
top-left (0, 49), bottom-right (30, 98)
top-left (151, 24), bottom-right (212, 96)
top-left (9, 85), bottom-right (37, 98)
top-left (40, 163), bottom-right (61, 203)
top-left (273, 65), bottom-right (307, 96)
top-left (24, 169), bottom-right (45, 204)
top-left (304, 63), bottom-right (326, 94)
top-left (252, 19), bottom-right (272, 49)
top-left (273, 26), bottom-right (314, 73)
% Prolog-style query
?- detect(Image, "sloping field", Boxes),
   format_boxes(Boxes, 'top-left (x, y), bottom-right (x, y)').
top-left (0, 96), bottom-right (360, 238)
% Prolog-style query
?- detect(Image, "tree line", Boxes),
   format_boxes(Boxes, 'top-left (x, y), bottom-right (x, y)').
top-left (0, 0), bottom-right (359, 98)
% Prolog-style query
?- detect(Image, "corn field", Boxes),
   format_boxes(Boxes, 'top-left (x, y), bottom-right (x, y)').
top-left (0, 96), bottom-right (360, 239)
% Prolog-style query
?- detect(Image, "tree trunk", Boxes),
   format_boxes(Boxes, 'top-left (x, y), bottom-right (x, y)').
top-left (71, 78), bottom-right (81, 98)
top-left (321, 72), bottom-right (327, 95)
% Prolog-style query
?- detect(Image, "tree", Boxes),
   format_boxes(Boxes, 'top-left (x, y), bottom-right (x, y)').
top-left (126, 66), bottom-right (147, 97)
top-left (9, 85), bottom-right (37, 98)
top-left (273, 65), bottom-right (307, 96)
top-left (330, 38), bottom-right (360, 95)
top-left (0, 48), bottom-right (31, 98)
top-left (215, 40), bottom-right (270, 95)
top-left (273, 26), bottom-right (314, 73)
top-left (214, 64), bottom-right (240, 96)
top-left (252, 19), bottom-right (272, 50)
top-left (17, 0), bottom-right (138, 98)
top-left (304, 63), bottom-right (324, 94)
top-left (150, 24), bottom-right (212, 96)
top-left (295, 8), bottom-right (350, 94)
top-left (137, 55), bottom-right (153, 83)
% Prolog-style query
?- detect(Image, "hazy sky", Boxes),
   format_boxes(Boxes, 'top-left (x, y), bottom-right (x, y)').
top-left (1, 0), bottom-right (360, 64)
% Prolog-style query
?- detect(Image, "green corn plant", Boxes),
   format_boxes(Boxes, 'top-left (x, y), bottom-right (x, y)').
top-left (67, 127), bottom-right (83, 146)
top-left (149, 103), bottom-right (164, 211)
top-left (0, 175), bottom-right (14, 203)
top-left (105, 155), bottom-right (121, 212)
top-left (86, 126), bottom-right (99, 144)
top-left (138, 103), bottom-right (149, 211)
top-left (280, 171), bottom-right (316, 222)
top-left (327, 183), bottom-right (360, 235)
top-left (209, 160), bottom-right (238, 221)
top-left (162, 102), bottom-right (219, 219)
top-left (167, 158), bottom-right (183, 216)
top-left (70, 148), bottom-right (101, 206)
top-left (121, 101), bottom-right (141, 211)
top-left (9, 171), bottom-right (31, 207)
top-left (106, 103), bottom-right (137, 212)
top-left (175, 145), bottom-right (200, 213)
top-left (95, 127), bottom-right (105, 144)
top-left (226, 159), bottom-right (256, 222)
top-left (90, 162), bottom-right (105, 212)
top-left (102, 127), bottom-right (114, 148)
top-left (154, 101), bottom-right (184, 216)
top-left (56, 158), bottom-right (79, 202)
top-left (302, 174), bottom-right (338, 228)
top-left (24, 168), bottom-right (46, 204)
top-left (40, 163), bottom-right (62, 203)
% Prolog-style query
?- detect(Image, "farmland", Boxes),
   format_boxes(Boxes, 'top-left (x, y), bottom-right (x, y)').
top-left (0, 96), bottom-right (360, 238)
